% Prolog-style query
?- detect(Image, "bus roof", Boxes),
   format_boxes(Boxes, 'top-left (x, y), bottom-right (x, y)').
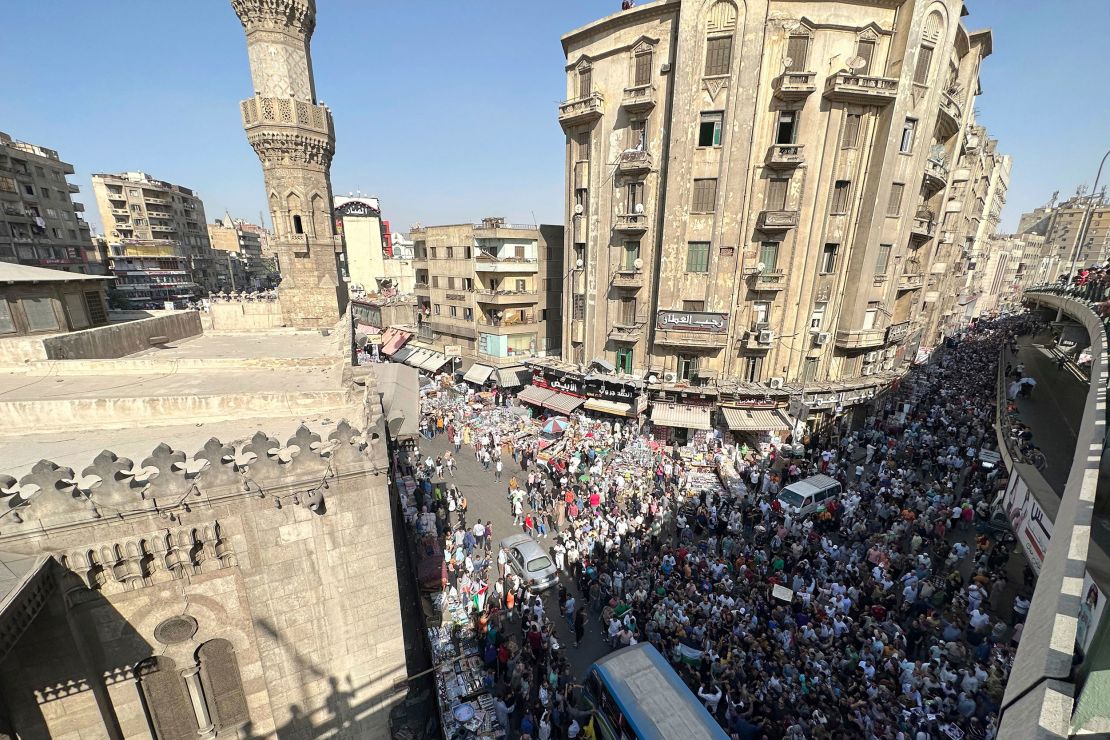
top-left (591, 644), bottom-right (729, 740)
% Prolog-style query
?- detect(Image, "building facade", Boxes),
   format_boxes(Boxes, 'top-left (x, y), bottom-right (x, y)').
top-left (410, 219), bottom-right (564, 367)
top-left (560, 0), bottom-right (993, 392)
top-left (91, 171), bottom-right (218, 295)
top-left (0, 132), bottom-right (93, 273)
top-left (334, 196), bottom-right (416, 296)
top-left (208, 213), bottom-right (271, 291)
top-left (234, 0), bottom-right (347, 329)
top-left (1019, 191), bottom-right (1110, 279)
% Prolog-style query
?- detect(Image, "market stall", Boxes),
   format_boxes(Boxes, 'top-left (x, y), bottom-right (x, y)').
top-left (428, 595), bottom-right (505, 739)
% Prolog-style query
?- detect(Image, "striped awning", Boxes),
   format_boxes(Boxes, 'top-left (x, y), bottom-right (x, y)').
top-left (463, 363), bottom-right (495, 385)
top-left (381, 328), bottom-right (412, 356)
top-left (583, 398), bottom-right (635, 417)
top-left (405, 349), bottom-right (432, 368)
top-left (418, 351), bottom-right (451, 372)
top-left (516, 385), bottom-right (556, 406)
top-left (496, 366), bottom-right (532, 388)
top-left (542, 391), bottom-right (585, 415)
top-left (720, 407), bottom-right (792, 432)
top-left (392, 346), bottom-right (416, 364)
top-left (650, 403), bottom-right (712, 430)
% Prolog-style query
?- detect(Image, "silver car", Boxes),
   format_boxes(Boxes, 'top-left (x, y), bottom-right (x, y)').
top-left (500, 534), bottom-right (558, 591)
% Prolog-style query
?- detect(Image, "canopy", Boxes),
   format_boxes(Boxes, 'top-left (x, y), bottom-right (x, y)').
top-left (720, 407), bottom-right (792, 432)
top-left (392, 345), bottom-right (416, 364)
top-left (542, 417), bottom-right (570, 435)
top-left (380, 328), bottom-right (413, 356)
top-left (542, 391), bottom-right (585, 415)
top-left (418, 351), bottom-right (451, 373)
top-left (650, 404), bottom-right (712, 430)
top-left (517, 385), bottom-right (556, 406)
top-left (496, 365), bottom-right (533, 388)
top-left (583, 398), bottom-right (635, 417)
top-left (463, 363), bottom-right (496, 385)
top-left (404, 349), bottom-right (432, 369)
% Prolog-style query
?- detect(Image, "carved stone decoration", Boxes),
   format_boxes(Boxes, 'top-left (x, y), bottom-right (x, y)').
top-left (328, 421), bottom-right (366, 467)
top-left (138, 444), bottom-right (191, 504)
top-left (161, 530), bottom-right (199, 580)
top-left (208, 522), bottom-right (237, 568)
top-left (282, 425), bottom-right (328, 474)
top-left (80, 451), bottom-right (147, 517)
top-left (704, 77), bottom-right (728, 101)
top-left (110, 541), bottom-right (151, 590)
top-left (154, 615), bottom-right (199, 646)
top-left (192, 438), bottom-right (239, 488)
top-left (239, 432), bottom-right (285, 482)
top-left (8, 461), bottom-right (89, 528)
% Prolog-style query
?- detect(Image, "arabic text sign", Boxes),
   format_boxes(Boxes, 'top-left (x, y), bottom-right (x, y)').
top-left (656, 310), bottom-right (729, 333)
top-left (771, 584), bottom-right (794, 602)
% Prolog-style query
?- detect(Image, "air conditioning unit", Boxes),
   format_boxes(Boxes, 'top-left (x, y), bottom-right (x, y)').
top-left (753, 322), bottom-right (770, 332)
top-left (884, 348), bottom-right (896, 359)
top-left (663, 371), bottom-right (678, 383)
top-left (758, 330), bottom-right (774, 344)
top-left (861, 365), bottom-right (874, 376)
top-left (864, 351), bottom-right (878, 363)
top-left (815, 332), bottom-right (831, 346)
top-left (768, 377), bottom-right (785, 389)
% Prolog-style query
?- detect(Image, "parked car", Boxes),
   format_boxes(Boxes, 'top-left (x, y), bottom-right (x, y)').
top-left (776, 474), bottom-right (843, 517)
top-left (499, 534), bottom-right (558, 591)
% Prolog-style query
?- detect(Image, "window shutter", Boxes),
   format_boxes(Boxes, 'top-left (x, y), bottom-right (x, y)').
top-left (137, 657), bottom-right (200, 740)
top-left (634, 52), bottom-right (652, 86)
top-left (785, 36), bottom-right (809, 71)
top-left (887, 183), bottom-right (905, 216)
top-left (855, 40), bottom-right (875, 74)
top-left (842, 114), bottom-right (861, 148)
top-left (198, 640), bottom-right (250, 731)
top-left (693, 179), bottom-right (718, 212)
top-left (704, 36), bottom-right (733, 76)
top-left (914, 46), bottom-right (934, 85)
top-left (831, 181), bottom-right (851, 214)
top-left (766, 179), bottom-right (789, 211)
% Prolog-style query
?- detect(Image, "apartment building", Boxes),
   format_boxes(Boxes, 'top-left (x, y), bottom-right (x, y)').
top-left (1019, 192), bottom-right (1110, 278)
top-left (91, 171), bottom-right (217, 293)
top-left (207, 213), bottom-right (271, 291)
top-left (0, 132), bottom-right (93, 273)
top-left (559, 0), bottom-right (993, 401)
top-left (976, 233), bottom-right (1047, 315)
top-left (334, 196), bottom-right (416, 296)
top-left (410, 219), bottom-right (564, 367)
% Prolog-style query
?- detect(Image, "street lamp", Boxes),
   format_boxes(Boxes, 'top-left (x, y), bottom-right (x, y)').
top-left (1067, 148), bottom-right (1110, 280)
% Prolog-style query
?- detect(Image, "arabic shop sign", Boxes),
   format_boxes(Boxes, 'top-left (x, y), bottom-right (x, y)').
top-left (655, 310), bottom-right (729, 333)
top-left (532, 368), bottom-right (640, 403)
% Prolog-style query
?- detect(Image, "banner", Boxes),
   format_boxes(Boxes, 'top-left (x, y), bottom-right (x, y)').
top-left (1077, 573), bottom-right (1106, 653)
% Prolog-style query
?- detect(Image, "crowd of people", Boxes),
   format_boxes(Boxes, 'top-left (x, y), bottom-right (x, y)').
top-left (402, 314), bottom-right (1040, 740)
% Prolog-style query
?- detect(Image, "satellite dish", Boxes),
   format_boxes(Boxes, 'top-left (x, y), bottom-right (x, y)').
top-left (781, 19), bottom-right (801, 33)
top-left (756, 261), bottom-right (766, 272)
top-left (846, 56), bottom-right (867, 73)
top-left (574, 204), bottom-right (584, 215)
top-left (647, 374), bottom-right (659, 383)
top-left (634, 203), bottom-right (645, 214)
top-left (633, 258), bottom-right (644, 270)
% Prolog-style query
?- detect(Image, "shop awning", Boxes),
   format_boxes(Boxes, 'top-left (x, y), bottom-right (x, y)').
top-left (542, 391), bottom-right (585, 415)
top-left (720, 407), bottom-right (792, 432)
top-left (405, 349), bottom-right (432, 368)
top-left (463, 363), bottom-right (495, 385)
top-left (651, 404), bottom-right (712, 430)
top-left (590, 357), bottom-right (615, 373)
top-left (516, 385), bottom-right (556, 406)
top-left (583, 398), bottom-right (635, 417)
top-left (381, 329), bottom-right (412, 356)
top-left (418, 351), bottom-right (451, 372)
top-left (392, 346), bottom-right (416, 364)
top-left (496, 366), bottom-right (532, 388)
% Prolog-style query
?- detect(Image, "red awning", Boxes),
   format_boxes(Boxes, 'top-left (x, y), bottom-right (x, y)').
top-left (381, 329), bottom-right (412, 356)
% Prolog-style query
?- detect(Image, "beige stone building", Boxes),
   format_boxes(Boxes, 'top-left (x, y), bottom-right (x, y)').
top-left (410, 219), bottom-right (564, 368)
top-left (334, 196), bottom-right (416, 296)
top-left (92, 171), bottom-right (218, 295)
top-left (208, 213), bottom-right (271, 291)
top-left (559, 0), bottom-right (994, 396)
top-left (1019, 191), bottom-right (1110, 279)
top-left (0, 131), bottom-right (93, 272)
top-left (235, 0), bottom-right (347, 329)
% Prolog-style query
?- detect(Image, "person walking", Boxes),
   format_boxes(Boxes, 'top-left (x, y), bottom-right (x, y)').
top-left (495, 458), bottom-right (504, 482)
top-left (573, 606), bottom-right (586, 648)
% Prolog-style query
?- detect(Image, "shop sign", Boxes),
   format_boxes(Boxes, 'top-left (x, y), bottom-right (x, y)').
top-left (444, 344), bottom-right (462, 358)
top-left (446, 293), bottom-right (466, 302)
top-left (655, 310), bottom-right (729, 332)
top-left (886, 321), bottom-right (910, 343)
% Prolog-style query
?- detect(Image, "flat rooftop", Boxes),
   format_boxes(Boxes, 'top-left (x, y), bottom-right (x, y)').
top-left (129, 331), bottom-right (333, 360)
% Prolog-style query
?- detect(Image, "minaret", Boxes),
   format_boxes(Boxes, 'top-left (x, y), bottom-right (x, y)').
top-left (231, 0), bottom-right (347, 328)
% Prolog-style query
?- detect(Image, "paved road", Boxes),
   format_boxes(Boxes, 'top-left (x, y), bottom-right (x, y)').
top-left (412, 431), bottom-right (612, 678)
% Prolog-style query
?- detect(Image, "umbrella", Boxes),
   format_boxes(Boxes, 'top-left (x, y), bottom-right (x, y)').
top-left (542, 417), bottom-right (569, 435)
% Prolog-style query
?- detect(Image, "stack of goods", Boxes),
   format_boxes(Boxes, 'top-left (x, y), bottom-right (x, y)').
top-left (686, 470), bottom-right (728, 501)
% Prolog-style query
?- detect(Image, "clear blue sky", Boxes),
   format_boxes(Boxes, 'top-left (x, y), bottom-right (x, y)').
top-left (1, 1), bottom-right (1106, 236)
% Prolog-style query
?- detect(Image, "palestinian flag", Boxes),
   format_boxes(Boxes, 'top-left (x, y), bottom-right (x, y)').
top-left (677, 641), bottom-right (704, 665)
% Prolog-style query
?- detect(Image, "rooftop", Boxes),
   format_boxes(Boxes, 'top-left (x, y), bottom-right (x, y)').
top-left (0, 263), bottom-right (110, 284)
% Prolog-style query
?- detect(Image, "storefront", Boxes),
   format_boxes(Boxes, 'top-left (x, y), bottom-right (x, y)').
top-left (525, 361), bottom-right (645, 420)
top-left (719, 406), bottom-right (793, 451)
top-left (649, 403), bottom-right (713, 446)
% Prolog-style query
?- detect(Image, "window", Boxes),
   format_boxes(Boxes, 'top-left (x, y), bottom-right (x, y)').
top-left (578, 66), bottom-right (592, 98)
top-left (447, 277), bottom-right (456, 289)
top-left (0, 301), bottom-right (14, 334)
top-left (23, 184), bottom-right (33, 196)
top-left (196, 640), bottom-right (250, 732)
top-left (619, 297), bottom-right (637, 324)
top-left (900, 119), bottom-right (917, 153)
top-left (820, 243), bottom-right (839, 274)
top-left (855, 39), bottom-right (876, 75)
top-left (433, 304), bottom-right (441, 315)
top-left (616, 347), bottom-right (634, 374)
top-left (430, 247), bottom-right (438, 259)
top-left (803, 357), bottom-right (819, 382)
top-left (449, 306), bottom-right (458, 318)
top-left (292, 215), bottom-right (303, 234)
top-left (887, 183), bottom-right (905, 216)
top-left (629, 119), bottom-right (647, 150)
top-left (810, 302), bottom-right (827, 330)
top-left (758, 241), bottom-right (780, 271)
top-left (692, 179), bottom-right (718, 212)
top-left (431, 276), bottom-right (439, 288)
top-left (678, 355), bottom-right (698, 381)
top-left (515, 279), bottom-right (527, 292)
top-left (573, 294), bottom-right (585, 320)
top-left (575, 188), bottom-right (588, 215)
top-left (576, 132), bottom-right (590, 161)
top-left (785, 35), bottom-right (810, 71)
top-left (830, 180), bottom-right (851, 214)
top-left (464, 307), bottom-right (474, 320)
top-left (775, 111), bottom-right (797, 145)
top-left (623, 241), bottom-right (640, 270)
top-left (626, 181), bottom-right (644, 213)
top-left (752, 301), bottom-right (770, 325)
top-left (698, 113), bottom-right (723, 147)
top-left (842, 113), bottom-right (862, 148)
top-left (634, 50), bottom-right (652, 86)
top-left (875, 244), bottom-right (892, 274)
top-left (463, 277), bottom-right (473, 290)
top-left (704, 36), bottom-right (732, 76)
top-left (446, 247), bottom-right (454, 259)
top-left (765, 178), bottom-right (789, 211)
top-left (743, 355), bottom-right (764, 383)
top-left (22, 297), bottom-right (58, 331)
top-left (686, 242), bottom-right (710, 273)
top-left (137, 656), bottom-right (199, 739)
top-left (914, 45), bottom-right (934, 85)
top-left (862, 305), bottom-right (879, 330)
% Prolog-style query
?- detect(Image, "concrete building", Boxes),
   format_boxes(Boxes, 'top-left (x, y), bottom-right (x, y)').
top-left (334, 196), bottom-right (416, 296)
top-left (91, 171), bottom-right (218, 293)
top-left (235, 0), bottom-right (347, 328)
top-left (208, 213), bottom-right (271, 291)
top-left (976, 232), bottom-right (1045, 315)
top-left (0, 262), bottom-right (110, 336)
top-left (558, 0), bottom-right (993, 401)
top-left (410, 219), bottom-right (564, 367)
top-left (391, 231), bottom-right (415, 260)
top-left (0, 132), bottom-right (93, 273)
top-left (1019, 191), bottom-right (1110, 279)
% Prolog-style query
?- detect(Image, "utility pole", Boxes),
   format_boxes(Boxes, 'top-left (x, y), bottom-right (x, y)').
top-left (1067, 149), bottom-right (1110, 279)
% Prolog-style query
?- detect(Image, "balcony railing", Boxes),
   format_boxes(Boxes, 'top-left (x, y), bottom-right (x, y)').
top-left (620, 85), bottom-right (656, 112)
top-left (479, 314), bottom-right (538, 328)
top-left (614, 213), bottom-right (649, 234)
top-left (897, 273), bottom-right (924, 291)
top-left (752, 270), bottom-right (787, 290)
top-left (938, 91), bottom-right (963, 136)
top-left (611, 270), bottom-right (644, 288)
top-left (834, 328), bottom-right (886, 349)
top-left (765, 144), bottom-right (805, 169)
top-left (824, 73), bottom-right (899, 105)
top-left (474, 289), bottom-right (538, 305)
top-left (616, 149), bottom-right (652, 175)
top-left (910, 214), bottom-right (936, 241)
top-left (608, 322), bottom-right (646, 341)
top-left (558, 93), bottom-right (604, 128)
top-left (756, 210), bottom-right (799, 231)
top-left (923, 158), bottom-right (949, 192)
top-left (773, 71), bottom-right (817, 101)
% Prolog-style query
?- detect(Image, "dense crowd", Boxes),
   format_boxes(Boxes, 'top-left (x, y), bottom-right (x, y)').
top-left (404, 314), bottom-right (1038, 740)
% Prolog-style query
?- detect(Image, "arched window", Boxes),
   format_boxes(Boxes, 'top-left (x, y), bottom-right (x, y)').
top-left (577, 62), bottom-right (592, 99)
top-left (632, 44), bottom-right (653, 87)
top-left (704, 1), bottom-right (737, 77)
top-left (915, 11), bottom-right (944, 84)
top-left (137, 657), bottom-right (198, 740)
top-left (197, 639), bottom-right (250, 731)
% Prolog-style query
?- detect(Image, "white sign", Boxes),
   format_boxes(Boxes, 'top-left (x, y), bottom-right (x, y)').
top-left (771, 584), bottom-right (794, 602)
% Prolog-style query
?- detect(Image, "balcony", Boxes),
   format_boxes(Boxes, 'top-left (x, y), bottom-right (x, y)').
top-left (824, 73), bottom-right (899, 105)
top-left (834, 328), bottom-right (886, 350)
top-left (144, 197), bottom-right (169, 205)
top-left (910, 214), bottom-right (936, 242)
top-left (765, 144), bottom-right (805, 170)
top-left (773, 71), bottom-right (817, 101)
top-left (611, 270), bottom-right (644, 289)
top-left (414, 281), bottom-right (430, 291)
top-left (473, 255), bottom-right (539, 273)
top-left (616, 149), bottom-right (652, 176)
top-left (608, 322), bottom-right (646, 342)
top-left (923, 158), bottom-right (948, 193)
top-left (657, 328), bottom-right (729, 348)
top-left (151, 225), bottom-right (176, 233)
top-left (558, 93), bottom-right (604, 129)
top-left (478, 314), bottom-right (539, 333)
top-left (614, 213), bottom-right (649, 235)
top-left (111, 208), bottom-right (129, 216)
top-left (756, 210), bottom-right (799, 231)
top-left (67, 183), bottom-right (80, 193)
top-left (620, 85), bottom-right (656, 112)
top-left (938, 91), bottom-right (963, 137)
top-left (897, 273), bottom-right (924, 291)
top-left (107, 193), bottom-right (126, 202)
top-left (474, 289), bottom-right (538, 305)
top-left (72, 201), bottom-right (85, 212)
top-left (148, 210), bottom-right (173, 219)
top-left (751, 270), bottom-right (787, 291)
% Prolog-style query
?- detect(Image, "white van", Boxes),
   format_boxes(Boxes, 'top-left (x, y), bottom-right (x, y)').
top-left (776, 474), bottom-right (842, 517)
